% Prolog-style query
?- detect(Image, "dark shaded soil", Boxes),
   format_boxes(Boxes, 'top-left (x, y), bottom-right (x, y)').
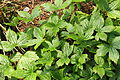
top-left (80, 1), bottom-right (95, 14)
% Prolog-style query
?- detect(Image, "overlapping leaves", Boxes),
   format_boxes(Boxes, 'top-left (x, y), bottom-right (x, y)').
top-left (1, 0), bottom-right (120, 80)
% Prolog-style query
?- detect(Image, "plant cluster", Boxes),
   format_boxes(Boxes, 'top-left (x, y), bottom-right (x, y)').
top-left (0, 0), bottom-right (120, 80)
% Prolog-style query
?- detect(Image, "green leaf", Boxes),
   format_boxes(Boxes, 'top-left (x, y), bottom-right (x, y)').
top-left (109, 47), bottom-right (119, 64)
top-left (5, 17), bottom-right (19, 26)
top-left (71, 47), bottom-right (83, 64)
top-left (94, 55), bottom-right (104, 66)
top-left (41, 3), bottom-right (57, 11)
top-left (38, 20), bottom-right (47, 25)
top-left (78, 54), bottom-right (88, 64)
top-left (69, 3), bottom-right (75, 13)
top-left (63, 42), bottom-right (73, 57)
top-left (55, 0), bottom-right (63, 7)
top-left (66, 34), bottom-right (78, 40)
top-left (66, 23), bottom-right (74, 33)
top-left (99, 32), bottom-right (107, 41)
top-left (56, 57), bottom-right (70, 67)
top-left (48, 16), bottom-right (59, 25)
top-left (34, 27), bottom-right (45, 39)
top-left (61, 0), bottom-right (72, 9)
top-left (72, 0), bottom-right (85, 2)
top-left (95, 0), bottom-right (110, 11)
top-left (23, 51), bottom-right (39, 61)
top-left (95, 33), bottom-right (99, 41)
top-left (11, 52), bottom-right (23, 62)
top-left (51, 69), bottom-right (64, 80)
top-left (13, 69), bottom-right (29, 78)
top-left (96, 44), bottom-right (109, 56)
top-left (17, 33), bottom-right (31, 47)
top-left (80, 19), bottom-right (89, 30)
top-left (65, 57), bottom-right (70, 65)
top-left (95, 32), bottom-right (107, 41)
top-left (56, 43), bottom-right (73, 67)
top-left (57, 21), bottom-right (68, 28)
top-left (79, 78), bottom-right (87, 80)
top-left (18, 39), bottom-right (40, 48)
top-left (0, 41), bottom-right (15, 51)
top-left (17, 51), bottom-right (39, 70)
top-left (36, 51), bottom-right (54, 66)
top-left (93, 66), bottom-right (105, 78)
top-left (6, 29), bottom-right (17, 44)
top-left (34, 39), bottom-right (44, 50)
top-left (17, 16), bottom-right (31, 23)
top-left (56, 50), bottom-right (63, 58)
top-left (42, 0), bottom-right (71, 11)
top-left (74, 23), bottom-right (83, 37)
top-left (0, 54), bottom-right (10, 71)
top-left (0, 71), bottom-right (5, 80)
top-left (114, 26), bottom-right (120, 35)
top-left (107, 10), bottom-right (120, 19)
top-left (17, 11), bottom-right (31, 18)
top-left (111, 36), bottom-right (120, 49)
top-left (4, 66), bottom-right (15, 78)
top-left (106, 71), bottom-right (115, 77)
top-left (39, 71), bottom-right (51, 80)
top-left (46, 25), bottom-right (59, 37)
top-left (44, 40), bottom-right (58, 51)
top-left (101, 26), bottom-right (115, 32)
top-left (109, 0), bottom-right (120, 10)
top-left (31, 6), bottom-right (41, 19)
top-left (44, 41), bottom-right (53, 49)
top-left (52, 37), bottom-right (60, 48)
top-left (25, 73), bottom-right (37, 80)
top-left (89, 11), bottom-right (104, 30)
top-left (84, 28), bottom-right (94, 40)
top-left (18, 6), bottom-right (41, 22)
top-left (105, 18), bottom-right (113, 26)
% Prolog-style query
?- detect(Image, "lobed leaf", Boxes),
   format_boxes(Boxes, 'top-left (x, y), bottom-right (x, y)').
top-left (109, 47), bottom-right (119, 64)
top-left (0, 41), bottom-right (15, 51)
top-left (93, 65), bottom-right (105, 78)
top-left (31, 6), bottom-right (41, 19)
top-left (96, 44), bottom-right (109, 56)
top-left (41, 3), bottom-right (57, 11)
top-left (6, 29), bottom-right (17, 44)
top-left (107, 10), bottom-right (120, 19)
top-left (111, 36), bottom-right (120, 49)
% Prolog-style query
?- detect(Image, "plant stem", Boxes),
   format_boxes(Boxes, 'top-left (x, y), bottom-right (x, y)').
top-left (0, 24), bottom-right (6, 32)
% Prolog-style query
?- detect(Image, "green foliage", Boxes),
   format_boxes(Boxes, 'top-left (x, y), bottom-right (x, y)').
top-left (72, 0), bottom-right (86, 2)
top-left (107, 10), bottom-right (120, 19)
top-left (17, 6), bottom-right (41, 23)
top-left (41, 0), bottom-right (72, 11)
top-left (94, 0), bottom-right (110, 11)
top-left (56, 43), bottom-right (73, 67)
top-left (1, 0), bottom-right (120, 80)
top-left (5, 6), bottom-right (41, 25)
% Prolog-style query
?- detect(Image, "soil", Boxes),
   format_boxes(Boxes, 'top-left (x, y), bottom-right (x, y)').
top-left (16, 0), bottom-right (52, 31)
top-left (0, 0), bottom-right (95, 32)
top-left (80, 1), bottom-right (95, 14)
top-left (0, 0), bottom-right (52, 31)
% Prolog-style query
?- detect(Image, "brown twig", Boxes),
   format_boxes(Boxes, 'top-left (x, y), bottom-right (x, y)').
top-left (32, 0), bottom-right (34, 8)
top-left (0, 24), bottom-right (6, 32)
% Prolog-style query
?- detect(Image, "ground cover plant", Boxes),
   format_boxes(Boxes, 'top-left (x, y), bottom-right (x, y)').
top-left (0, 0), bottom-right (120, 80)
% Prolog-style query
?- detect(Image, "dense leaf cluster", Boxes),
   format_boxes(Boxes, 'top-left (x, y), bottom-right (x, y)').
top-left (0, 0), bottom-right (120, 80)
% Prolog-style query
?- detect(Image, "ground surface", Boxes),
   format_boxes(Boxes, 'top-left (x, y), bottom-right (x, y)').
top-left (0, 0), bottom-right (94, 31)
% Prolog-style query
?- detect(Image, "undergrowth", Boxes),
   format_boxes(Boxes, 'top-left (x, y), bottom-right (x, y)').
top-left (0, 0), bottom-right (120, 80)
